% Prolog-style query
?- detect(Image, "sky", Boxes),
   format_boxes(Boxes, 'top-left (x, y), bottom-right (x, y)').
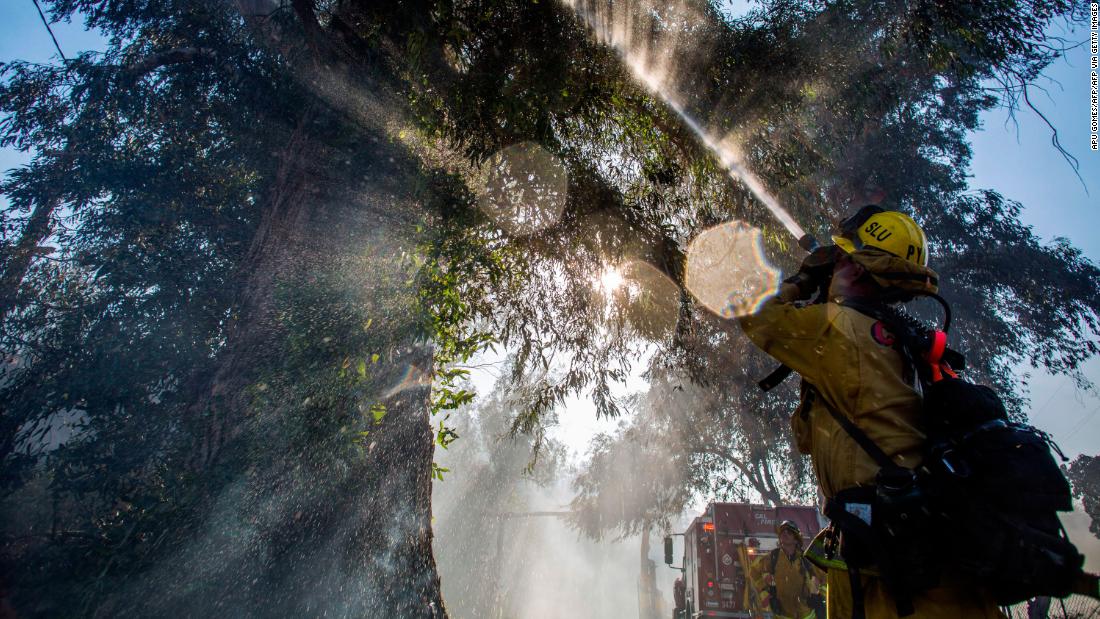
top-left (0, 4), bottom-right (105, 175)
top-left (1, 0), bottom-right (1098, 522)
top-left (967, 22), bottom-right (1100, 460)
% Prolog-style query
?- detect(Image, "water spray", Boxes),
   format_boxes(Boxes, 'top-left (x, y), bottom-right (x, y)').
top-left (653, 88), bottom-right (808, 243)
top-left (562, 0), bottom-right (811, 246)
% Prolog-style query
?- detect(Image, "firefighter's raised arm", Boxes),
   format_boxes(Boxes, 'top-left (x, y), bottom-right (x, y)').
top-left (737, 283), bottom-right (839, 388)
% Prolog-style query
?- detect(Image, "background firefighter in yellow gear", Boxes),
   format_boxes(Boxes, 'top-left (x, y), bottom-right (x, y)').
top-left (748, 521), bottom-right (824, 619)
top-left (738, 209), bottom-right (1005, 618)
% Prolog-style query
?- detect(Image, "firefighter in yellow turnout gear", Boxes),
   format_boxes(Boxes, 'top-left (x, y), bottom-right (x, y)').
top-left (749, 521), bottom-right (824, 619)
top-left (739, 210), bottom-right (1005, 619)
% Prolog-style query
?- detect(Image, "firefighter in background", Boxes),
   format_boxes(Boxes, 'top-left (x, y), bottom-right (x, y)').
top-left (750, 521), bottom-right (824, 619)
top-left (739, 209), bottom-right (1005, 618)
top-left (740, 537), bottom-right (766, 616)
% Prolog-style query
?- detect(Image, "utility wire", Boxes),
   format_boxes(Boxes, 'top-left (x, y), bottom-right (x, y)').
top-left (1032, 376), bottom-right (1067, 419)
top-left (1067, 402), bottom-right (1100, 436)
top-left (31, 0), bottom-right (67, 62)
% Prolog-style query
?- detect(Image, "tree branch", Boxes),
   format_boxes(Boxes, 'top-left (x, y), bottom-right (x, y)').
top-left (126, 47), bottom-right (217, 76)
top-left (290, 0), bottom-right (326, 57)
top-left (0, 197), bottom-right (60, 323)
top-left (1021, 83), bottom-right (1086, 193)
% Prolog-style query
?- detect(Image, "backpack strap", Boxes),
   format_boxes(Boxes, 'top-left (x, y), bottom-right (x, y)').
top-left (814, 387), bottom-right (924, 615)
top-left (798, 554), bottom-right (818, 602)
top-left (767, 548), bottom-right (785, 616)
top-left (805, 387), bottom-right (896, 470)
top-left (758, 364), bottom-right (794, 392)
top-left (799, 555), bottom-right (817, 585)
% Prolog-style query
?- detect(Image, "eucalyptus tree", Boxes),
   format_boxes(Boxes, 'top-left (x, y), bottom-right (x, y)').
top-left (1, 0), bottom-right (1098, 617)
top-left (569, 311), bottom-right (816, 537)
top-left (569, 0), bottom-right (1100, 539)
top-left (431, 366), bottom-right (569, 618)
top-left (0, 0), bottom-right (770, 615)
top-left (1067, 455), bottom-right (1100, 540)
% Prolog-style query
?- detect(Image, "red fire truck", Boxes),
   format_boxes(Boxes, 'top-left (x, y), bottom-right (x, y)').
top-left (664, 502), bottom-right (825, 619)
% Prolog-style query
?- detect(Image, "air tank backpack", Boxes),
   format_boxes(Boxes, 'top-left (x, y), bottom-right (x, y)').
top-left (816, 299), bottom-right (1095, 617)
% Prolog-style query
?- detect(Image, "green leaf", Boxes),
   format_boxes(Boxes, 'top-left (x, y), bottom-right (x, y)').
top-left (436, 421), bottom-right (459, 449)
top-left (431, 463), bottom-right (450, 481)
top-left (371, 403), bottom-right (387, 424)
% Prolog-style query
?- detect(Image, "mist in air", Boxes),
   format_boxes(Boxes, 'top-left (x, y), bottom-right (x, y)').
top-left (3, 0), bottom-right (1100, 617)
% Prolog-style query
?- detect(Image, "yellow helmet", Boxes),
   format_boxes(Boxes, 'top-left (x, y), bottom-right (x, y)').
top-left (775, 520), bottom-right (802, 540)
top-left (832, 210), bottom-right (929, 267)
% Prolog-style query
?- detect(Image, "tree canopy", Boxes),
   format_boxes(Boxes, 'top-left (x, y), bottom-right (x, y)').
top-left (1, 0), bottom-right (1098, 616)
top-left (1067, 454), bottom-right (1100, 541)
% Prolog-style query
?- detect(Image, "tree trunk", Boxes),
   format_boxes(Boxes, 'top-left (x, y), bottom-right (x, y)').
top-left (188, 106), bottom-right (325, 471)
top-left (96, 101), bottom-right (448, 617)
top-left (638, 525), bottom-right (662, 619)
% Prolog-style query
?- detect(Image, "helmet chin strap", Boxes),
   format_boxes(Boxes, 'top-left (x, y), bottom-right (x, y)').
top-left (831, 260), bottom-right (878, 300)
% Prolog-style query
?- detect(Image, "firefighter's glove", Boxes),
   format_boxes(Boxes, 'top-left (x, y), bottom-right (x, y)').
top-left (783, 245), bottom-right (839, 300)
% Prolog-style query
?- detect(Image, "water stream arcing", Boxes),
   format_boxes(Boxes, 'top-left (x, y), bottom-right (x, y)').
top-left (562, 0), bottom-right (806, 240)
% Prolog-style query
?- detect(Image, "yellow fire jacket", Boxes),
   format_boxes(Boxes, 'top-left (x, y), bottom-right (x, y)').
top-left (739, 287), bottom-right (1005, 618)
top-left (739, 288), bottom-right (924, 497)
top-left (749, 548), bottom-right (821, 619)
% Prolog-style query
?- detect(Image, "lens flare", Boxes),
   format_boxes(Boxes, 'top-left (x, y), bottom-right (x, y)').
top-left (478, 142), bottom-right (568, 235)
top-left (685, 222), bottom-right (780, 319)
